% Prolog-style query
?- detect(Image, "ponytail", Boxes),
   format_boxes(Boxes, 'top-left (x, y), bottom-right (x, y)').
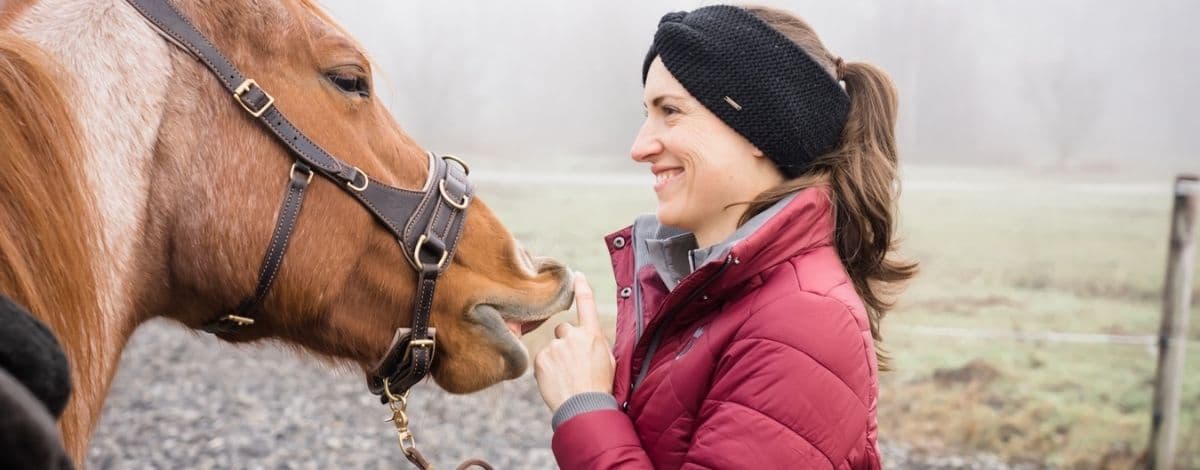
top-left (826, 61), bottom-right (918, 370)
top-left (737, 6), bottom-right (918, 370)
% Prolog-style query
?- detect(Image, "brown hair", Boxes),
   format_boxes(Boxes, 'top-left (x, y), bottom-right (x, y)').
top-left (737, 6), bottom-right (918, 370)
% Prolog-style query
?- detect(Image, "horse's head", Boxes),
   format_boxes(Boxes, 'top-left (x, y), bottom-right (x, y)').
top-left (152, 0), bottom-right (572, 393)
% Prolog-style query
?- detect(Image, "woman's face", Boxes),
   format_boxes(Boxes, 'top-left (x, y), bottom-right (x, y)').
top-left (632, 57), bottom-right (781, 233)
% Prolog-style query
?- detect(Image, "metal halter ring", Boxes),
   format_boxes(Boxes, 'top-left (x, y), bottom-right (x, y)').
top-left (382, 378), bottom-right (408, 407)
top-left (347, 166), bottom-right (369, 191)
top-left (438, 179), bottom-right (470, 210)
top-left (441, 154), bottom-right (470, 175)
top-left (413, 234), bottom-right (448, 271)
top-left (289, 162), bottom-right (313, 184)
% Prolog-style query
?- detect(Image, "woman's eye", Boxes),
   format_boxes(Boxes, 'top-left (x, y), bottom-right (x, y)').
top-left (662, 105), bottom-right (680, 116)
top-left (328, 73), bottom-right (369, 98)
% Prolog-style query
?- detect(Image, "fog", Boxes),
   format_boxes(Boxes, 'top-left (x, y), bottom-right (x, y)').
top-left (322, 0), bottom-right (1199, 172)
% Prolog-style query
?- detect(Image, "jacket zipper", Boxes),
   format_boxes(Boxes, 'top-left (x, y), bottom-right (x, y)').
top-left (628, 255), bottom-right (733, 396)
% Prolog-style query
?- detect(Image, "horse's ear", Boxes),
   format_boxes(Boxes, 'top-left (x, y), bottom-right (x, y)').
top-left (0, 293), bottom-right (72, 418)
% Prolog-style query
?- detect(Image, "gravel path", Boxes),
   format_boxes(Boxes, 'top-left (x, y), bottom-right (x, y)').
top-left (87, 321), bottom-right (1038, 469)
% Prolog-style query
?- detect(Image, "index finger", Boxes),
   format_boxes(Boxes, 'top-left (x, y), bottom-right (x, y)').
top-left (573, 271), bottom-right (599, 332)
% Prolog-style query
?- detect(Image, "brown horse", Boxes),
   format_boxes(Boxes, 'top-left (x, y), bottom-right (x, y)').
top-left (0, 0), bottom-right (574, 463)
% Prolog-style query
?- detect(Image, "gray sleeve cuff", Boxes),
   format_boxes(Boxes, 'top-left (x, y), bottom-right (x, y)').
top-left (551, 392), bottom-right (619, 431)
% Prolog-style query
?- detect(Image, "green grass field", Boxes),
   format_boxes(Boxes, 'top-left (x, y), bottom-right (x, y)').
top-left (470, 158), bottom-right (1199, 469)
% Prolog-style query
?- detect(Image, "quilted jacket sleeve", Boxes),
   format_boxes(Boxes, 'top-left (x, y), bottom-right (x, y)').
top-left (551, 293), bottom-right (872, 469)
top-left (551, 406), bottom-right (654, 469)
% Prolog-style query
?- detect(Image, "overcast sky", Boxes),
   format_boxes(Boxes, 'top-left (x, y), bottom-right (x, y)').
top-left (321, 0), bottom-right (1199, 172)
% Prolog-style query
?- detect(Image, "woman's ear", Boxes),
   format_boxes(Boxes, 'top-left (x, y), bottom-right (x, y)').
top-left (751, 145), bottom-right (766, 159)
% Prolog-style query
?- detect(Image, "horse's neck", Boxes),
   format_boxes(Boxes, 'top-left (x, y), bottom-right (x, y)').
top-left (7, 0), bottom-right (172, 460)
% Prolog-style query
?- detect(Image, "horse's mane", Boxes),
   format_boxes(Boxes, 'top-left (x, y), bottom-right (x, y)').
top-left (0, 32), bottom-right (100, 398)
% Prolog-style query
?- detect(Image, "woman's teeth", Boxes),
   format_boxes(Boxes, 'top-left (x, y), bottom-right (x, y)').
top-left (656, 169), bottom-right (683, 184)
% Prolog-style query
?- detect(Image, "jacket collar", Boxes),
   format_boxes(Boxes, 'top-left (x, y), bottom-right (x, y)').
top-left (621, 186), bottom-right (836, 299)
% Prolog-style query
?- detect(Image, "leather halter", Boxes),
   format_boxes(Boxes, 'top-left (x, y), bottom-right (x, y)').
top-left (123, 0), bottom-right (472, 402)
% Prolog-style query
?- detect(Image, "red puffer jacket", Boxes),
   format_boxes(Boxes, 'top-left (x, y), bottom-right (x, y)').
top-left (550, 187), bottom-right (881, 469)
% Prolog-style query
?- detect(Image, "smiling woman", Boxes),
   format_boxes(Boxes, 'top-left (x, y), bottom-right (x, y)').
top-left (633, 65), bottom-right (787, 249)
top-left (534, 4), bottom-right (916, 469)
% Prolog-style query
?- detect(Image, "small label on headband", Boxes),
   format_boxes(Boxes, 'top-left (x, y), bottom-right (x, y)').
top-left (723, 96), bottom-right (743, 111)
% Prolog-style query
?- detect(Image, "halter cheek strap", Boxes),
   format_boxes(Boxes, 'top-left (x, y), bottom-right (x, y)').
top-left (202, 162), bottom-right (313, 332)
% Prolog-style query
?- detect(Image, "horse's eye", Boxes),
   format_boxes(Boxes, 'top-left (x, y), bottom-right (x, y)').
top-left (327, 72), bottom-right (369, 98)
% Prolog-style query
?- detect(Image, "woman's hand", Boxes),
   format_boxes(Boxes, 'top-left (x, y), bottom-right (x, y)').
top-left (534, 272), bottom-right (616, 413)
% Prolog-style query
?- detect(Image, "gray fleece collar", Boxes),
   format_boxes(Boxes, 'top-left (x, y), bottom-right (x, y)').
top-left (636, 193), bottom-right (799, 291)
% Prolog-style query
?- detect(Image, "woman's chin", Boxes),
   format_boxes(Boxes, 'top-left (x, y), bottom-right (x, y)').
top-left (654, 186), bottom-right (690, 228)
top-left (655, 207), bottom-right (685, 229)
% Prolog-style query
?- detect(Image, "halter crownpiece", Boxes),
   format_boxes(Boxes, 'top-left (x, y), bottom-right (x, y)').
top-left (643, 5), bottom-right (850, 177)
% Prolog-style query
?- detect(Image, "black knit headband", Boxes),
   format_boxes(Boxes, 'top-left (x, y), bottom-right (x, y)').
top-left (642, 5), bottom-right (850, 177)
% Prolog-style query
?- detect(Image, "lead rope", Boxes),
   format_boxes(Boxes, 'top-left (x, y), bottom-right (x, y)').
top-left (383, 379), bottom-right (494, 470)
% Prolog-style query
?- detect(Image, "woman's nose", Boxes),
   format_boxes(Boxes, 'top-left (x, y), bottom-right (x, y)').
top-left (630, 121), bottom-right (663, 163)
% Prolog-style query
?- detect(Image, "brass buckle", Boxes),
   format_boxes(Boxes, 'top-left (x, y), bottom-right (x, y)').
top-left (441, 154), bottom-right (470, 175)
top-left (289, 162), bottom-right (313, 184)
top-left (412, 234), bottom-right (448, 271)
top-left (404, 338), bottom-right (435, 362)
top-left (220, 314), bottom-right (255, 326)
top-left (346, 166), bottom-right (369, 191)
top-left (438, 179), bottom-right (470, 210)
top-left (233, 79), bottom-right (275, 118)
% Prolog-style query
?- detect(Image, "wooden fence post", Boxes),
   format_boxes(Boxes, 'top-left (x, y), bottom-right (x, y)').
top-left (1148, 174), bottom-right (1199, 469)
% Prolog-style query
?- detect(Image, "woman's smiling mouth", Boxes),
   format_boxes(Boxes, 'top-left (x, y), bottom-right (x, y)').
top-left (653, 166), bottom-right (684, 192)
